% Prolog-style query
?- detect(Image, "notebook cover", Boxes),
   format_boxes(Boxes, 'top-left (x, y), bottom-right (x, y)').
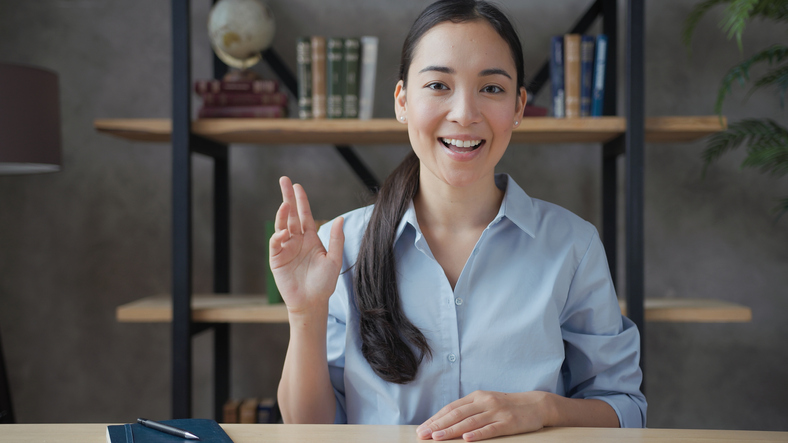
top-left (106, 419), bottom-right (233, 443)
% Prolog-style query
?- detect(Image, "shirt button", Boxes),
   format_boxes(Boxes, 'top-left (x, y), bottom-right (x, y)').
top-left (455, 298), bottom-right (463, 306)
top-left (448, 353), bottom-right (456, 363)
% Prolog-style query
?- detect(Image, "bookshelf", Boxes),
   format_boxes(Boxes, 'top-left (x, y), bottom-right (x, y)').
top-left (94, 0), bottom-right (752, 421)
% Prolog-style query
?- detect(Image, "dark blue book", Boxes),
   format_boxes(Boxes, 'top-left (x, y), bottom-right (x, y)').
top-left (579, 34), bottom-right (595, 117)
top-left (549, 36), bottom-right (565, 118)
top-left (591, 34), bottom-right (608, 116)
top-left (107, 419), bottom-right (233, 443)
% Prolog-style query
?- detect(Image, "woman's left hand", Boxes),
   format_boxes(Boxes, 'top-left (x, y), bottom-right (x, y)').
top-left (416, 391), bottom-right (552, 442)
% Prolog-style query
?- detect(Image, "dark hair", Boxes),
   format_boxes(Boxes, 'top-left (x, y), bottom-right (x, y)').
top-left (353, 0), bottom-right (525, 384)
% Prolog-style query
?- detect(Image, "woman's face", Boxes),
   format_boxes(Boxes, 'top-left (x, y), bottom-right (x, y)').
top-left (395, 20), bottom-right (526, 190)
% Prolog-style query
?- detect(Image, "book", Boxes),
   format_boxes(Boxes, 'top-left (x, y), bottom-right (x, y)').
top-left (222, 398), bottom-right (242, 423)
top-left (296, 37), bottom-right (313, 119)
top-left (343, 38), bottom-right (361, 118)
top-left (591, 34), bottom-right (607, 116)
top-left (194, 79), bottom-right (278, 94)
top-left (198, 105), bottom-right (286, 118)
top-left (257, 397), bottom-right (277, 423)
top-left (563, 34), bottom-right (581, 118)
top-left (549, 36), bottom-right (565, 118)
top-left (358, 36), bottom-right (378, 120)
top-left (522, 105), bottom-right (548, 117)
top-left (200, 91), bottom-right (288, 107)
top-left (310, 36), bottom-right (327, 119)
top-left (239, 398), bottom-right (259, 424)
top-left (579, 34), bottom-right (595, 117)
top-left (326, 38), bottom-right (344, 118)
top-left (107, 419), bottom-right (233, 443)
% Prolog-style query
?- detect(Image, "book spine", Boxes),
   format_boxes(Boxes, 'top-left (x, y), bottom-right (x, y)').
top-left (311, 36), bottom-right (327, 119)
top-left (591, 34), bottom-right (607, 117)
top-left (222, 399), bottom-right (241, 423)
top-left (198, 105), bottom-right (286, 118)
top-left (326, 38), bottom-right (344, 119)
top-left (194, 79), bottom-right (278, 94)
top-left (564, 34), bottom-right (581, 118)
top-left (549, 36), bottom-right (565, 118)
top-left (579, 35), bottom-right (595, 117)
top-left (358, 36), bottom-right (378, 120)
top-left (343, 38), bottom-right (360, 118)
top-left (296, 37), bottom-right (313, 119)
top-left (239, 398), bottom-right (259, 424)
top-left (201, 92), bottom-right (288, 107)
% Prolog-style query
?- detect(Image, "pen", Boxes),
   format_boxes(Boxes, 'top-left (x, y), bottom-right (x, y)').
top-left (137, 418), bottom-right (200, 440)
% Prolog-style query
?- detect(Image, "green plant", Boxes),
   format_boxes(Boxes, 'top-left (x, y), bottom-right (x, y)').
top-left (683, 0), bottom-right (788, 215)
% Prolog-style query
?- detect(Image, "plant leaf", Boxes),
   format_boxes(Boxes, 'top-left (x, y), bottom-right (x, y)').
top-left (715, 44), bottom-right (788, 113)
top-left (683, 0), bottom-right (732, 49)
top-left (749, 63), bottom-right (788, 108)
top-left (720, 0), bottom-right (759, 51)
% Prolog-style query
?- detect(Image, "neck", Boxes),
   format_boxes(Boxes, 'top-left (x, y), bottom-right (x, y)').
top-left (414, 169), bottom-right (504, 231)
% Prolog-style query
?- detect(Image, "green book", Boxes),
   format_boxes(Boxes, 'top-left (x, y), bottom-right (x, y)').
top-left (342, 38), bottom-right (360, 118)
top-left (265, 221), bottom-right (282, 304)
top-left (326, 37), bottom-right (344, 119)
top-left (296, 37), bottom-right (312, 119)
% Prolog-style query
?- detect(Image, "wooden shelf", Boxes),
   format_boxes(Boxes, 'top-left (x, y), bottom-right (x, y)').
top-left (118, 294), bottom-right (749, 324)
top-left (94, 116), bottom-right (726, 146)
top-left (117, 295), bottom-right (289, 323)
top-left (619, 297), bottom-right (751, 323)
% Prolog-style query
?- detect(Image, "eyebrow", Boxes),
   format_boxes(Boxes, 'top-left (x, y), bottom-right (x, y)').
top-left (418, 65), bottom-right (512, 80)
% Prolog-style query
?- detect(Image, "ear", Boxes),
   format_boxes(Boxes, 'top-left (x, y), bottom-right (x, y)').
top-left (515, 87), bottom-right (527, 120)
top-left (394, 80), bottom-right (407, 123)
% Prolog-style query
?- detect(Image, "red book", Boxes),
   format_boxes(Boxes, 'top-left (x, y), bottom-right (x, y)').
top-left (201, 91), bottom-right (289, 107)
top-left (198, 105), bottom-right (287, 118)
top-left (194, 79), bottom-right (279, 95)
top-left (522, 105), bottom-right (548, 117)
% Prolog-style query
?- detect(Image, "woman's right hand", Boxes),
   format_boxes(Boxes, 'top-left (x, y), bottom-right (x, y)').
top-left (269, 176), bottom-right (345, 317)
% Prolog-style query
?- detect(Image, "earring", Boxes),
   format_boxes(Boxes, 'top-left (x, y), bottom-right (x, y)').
top-left (400, 116), bottom-right (406, 122)
top-left (514, 121), bottom-right (520, 127)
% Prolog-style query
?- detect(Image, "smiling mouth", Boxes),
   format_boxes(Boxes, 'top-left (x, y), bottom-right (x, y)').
top-left (440, 137), bottom-right (485, 152)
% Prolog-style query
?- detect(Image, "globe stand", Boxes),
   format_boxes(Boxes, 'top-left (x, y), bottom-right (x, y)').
top-left (222, 68), bottom-right (262, 82)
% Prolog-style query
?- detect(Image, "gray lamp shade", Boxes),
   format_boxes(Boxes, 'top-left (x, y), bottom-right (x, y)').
top-left (0, 63), bottom-right (62, 174)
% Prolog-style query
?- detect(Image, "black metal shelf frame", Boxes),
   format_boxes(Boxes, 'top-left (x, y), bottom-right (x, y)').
top-left (168, 0), bottom-right (645, 419)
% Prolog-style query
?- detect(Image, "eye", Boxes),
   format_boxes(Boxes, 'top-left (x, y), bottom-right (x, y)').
top-left (426, 82), bottom-right (449, 91)
top-left (482, 85), bottom-right (504, 94)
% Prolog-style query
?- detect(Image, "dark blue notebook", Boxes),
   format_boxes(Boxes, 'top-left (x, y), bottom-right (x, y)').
top-left (106, 419), bottom-right (233, 443)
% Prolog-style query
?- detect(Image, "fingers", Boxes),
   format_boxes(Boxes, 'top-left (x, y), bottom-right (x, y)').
top-left (326, 217), bottom-right (345, 264)
top-left (279, 176), bottom-right (302, 235)
top-left (293, 183), bottom-right (316, 233)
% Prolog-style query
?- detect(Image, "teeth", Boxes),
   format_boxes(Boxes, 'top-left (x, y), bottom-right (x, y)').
top-left (441, 138), bottom-right (482, 148)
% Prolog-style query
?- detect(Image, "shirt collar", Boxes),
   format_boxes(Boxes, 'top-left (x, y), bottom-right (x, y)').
top-left (393, 173), bottom-right (538, 244)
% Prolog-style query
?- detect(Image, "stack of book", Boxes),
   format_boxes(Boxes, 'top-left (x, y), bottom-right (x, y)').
top-left (222, 397), bottom-right (280, 424)
top-left (194, 77), bottom-right (288, 118)
top-left (297, 36), bottom-right (378, 120)
top-left (550, 34), bottom-right (607, 118)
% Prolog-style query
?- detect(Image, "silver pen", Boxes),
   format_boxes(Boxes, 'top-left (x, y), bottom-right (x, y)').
top-left (137, 418), bottom-right (200, 440)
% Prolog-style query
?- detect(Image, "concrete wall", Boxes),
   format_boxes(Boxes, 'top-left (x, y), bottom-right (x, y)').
top-left (0, 0), bottom-right (786, 429)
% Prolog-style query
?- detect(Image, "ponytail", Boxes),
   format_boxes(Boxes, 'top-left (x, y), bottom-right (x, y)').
top-left (353, 152), bottom-right (432, 384)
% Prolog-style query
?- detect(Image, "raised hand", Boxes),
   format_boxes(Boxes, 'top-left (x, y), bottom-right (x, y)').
top-left (269, 176), bottom-right (345, 316)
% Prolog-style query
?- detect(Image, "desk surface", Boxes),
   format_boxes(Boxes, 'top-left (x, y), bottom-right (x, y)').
top-left (1, 424), bottom-right (787, 443)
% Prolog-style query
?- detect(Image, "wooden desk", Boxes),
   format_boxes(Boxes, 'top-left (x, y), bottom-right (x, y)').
top-left (1, 424), bottom-right (787, 442)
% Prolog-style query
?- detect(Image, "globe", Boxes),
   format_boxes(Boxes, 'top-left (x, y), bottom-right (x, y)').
top-left (207, 0), bottom-right (276, 70)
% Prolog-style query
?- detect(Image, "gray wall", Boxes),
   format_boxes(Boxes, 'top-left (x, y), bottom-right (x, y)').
top-left (1, 0), bottom-right (786, 429)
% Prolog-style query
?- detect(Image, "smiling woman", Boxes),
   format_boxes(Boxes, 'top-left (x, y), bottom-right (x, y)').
top-left (271, 1), bottom-right (647, 441)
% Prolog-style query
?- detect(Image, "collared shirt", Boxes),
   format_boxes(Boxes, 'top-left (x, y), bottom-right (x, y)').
top-left (318, 174), bottom-right (647, 428)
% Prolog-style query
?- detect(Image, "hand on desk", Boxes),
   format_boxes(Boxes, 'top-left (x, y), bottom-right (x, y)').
top-left (269, 176), bottom-right (345, 317)
top-left (416, 391), bottom-right (550, 442)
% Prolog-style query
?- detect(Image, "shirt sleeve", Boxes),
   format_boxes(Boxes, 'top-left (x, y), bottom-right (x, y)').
top-left (318, 221), bottom-right (349, 424)
top-left (559, 228), bottom-right (647, 428)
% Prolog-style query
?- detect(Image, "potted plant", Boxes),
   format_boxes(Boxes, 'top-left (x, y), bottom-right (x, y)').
top-left (683, 0), bottom-right (788, 215)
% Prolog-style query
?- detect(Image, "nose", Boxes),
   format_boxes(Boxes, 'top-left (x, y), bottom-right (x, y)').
top-left (446, 89), bottom-right (482, 127)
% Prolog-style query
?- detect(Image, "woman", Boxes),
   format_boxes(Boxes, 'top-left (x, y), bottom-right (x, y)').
top-left (271, 1), bottom-right (646, 441)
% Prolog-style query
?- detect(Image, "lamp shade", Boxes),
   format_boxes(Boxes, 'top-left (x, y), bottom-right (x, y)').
top-left (0, 63), bottom-right (62, 174)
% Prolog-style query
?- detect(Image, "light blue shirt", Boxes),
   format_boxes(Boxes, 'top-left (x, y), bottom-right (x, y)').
top-left (318, 174), bottom-right (646, 428)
